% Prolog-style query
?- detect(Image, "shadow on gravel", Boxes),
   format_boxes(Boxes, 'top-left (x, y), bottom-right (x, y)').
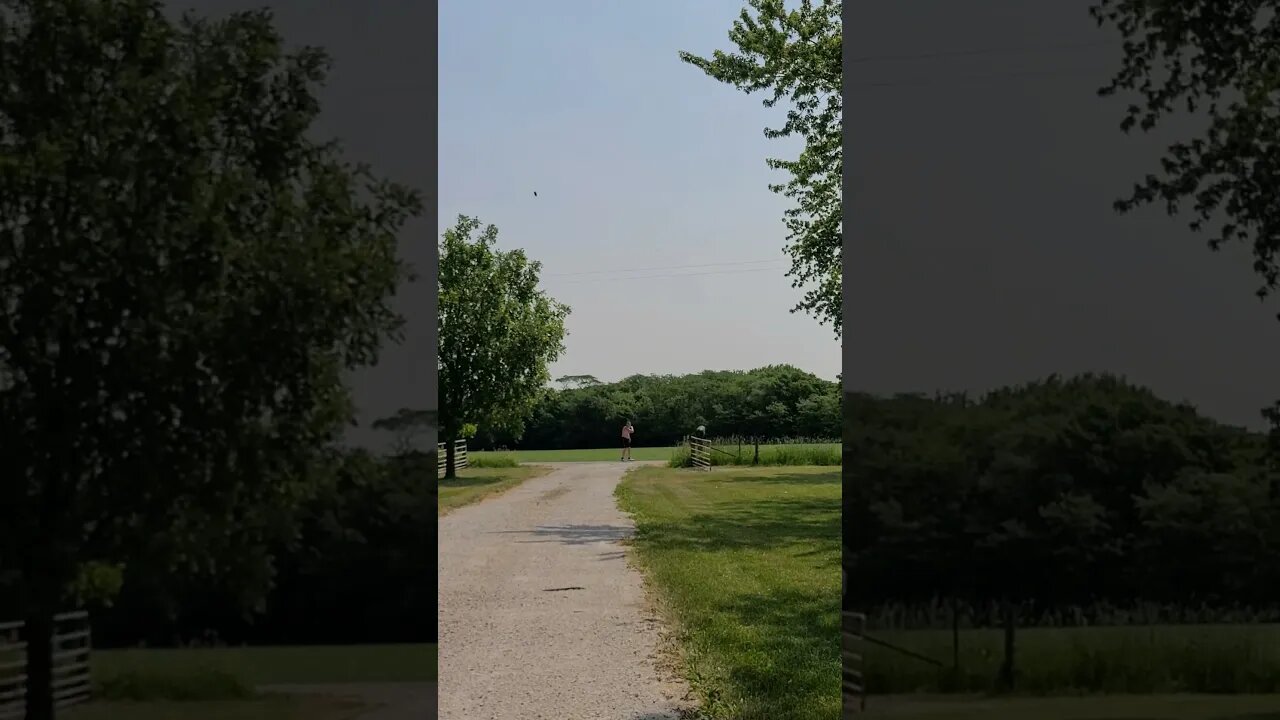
top-left (491, 524), bottom-right (633, 546)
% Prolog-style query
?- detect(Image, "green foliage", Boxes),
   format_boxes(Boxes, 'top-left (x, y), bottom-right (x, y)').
top-left (483, 365), bottom-right (839, 450)
top-left (845, 373), bottom-right (1280, 616)
top-left (845, 374), bottom-right (1280, 694)
top-left (1091, 1), bottom-right (1280, 290)
top-left (1091, 2), bottom-right (1280, 429)
top-left (437, 215), bottom-right (569, 457)
top-left (680, 0), bottom-right (841, 334)
top-left (844, 371), bottom-right (1274, 614)
top-left (0, 3), bottom-right (421, 715)
top-left (92, 447), bottom-right (436, 647)
top-left (68, 561), bottom-right (126, 608)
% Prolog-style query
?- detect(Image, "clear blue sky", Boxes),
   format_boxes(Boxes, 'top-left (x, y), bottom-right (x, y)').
top-left (439, 0), bottom-right (841, 384)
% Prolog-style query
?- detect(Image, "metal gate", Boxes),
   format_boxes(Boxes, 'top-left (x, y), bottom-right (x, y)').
top-left (689, 436), bottom-right (711, 470)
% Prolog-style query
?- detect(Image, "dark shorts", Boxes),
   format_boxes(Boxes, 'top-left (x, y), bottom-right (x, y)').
top-left (621, 437), bottom-right (631, 448)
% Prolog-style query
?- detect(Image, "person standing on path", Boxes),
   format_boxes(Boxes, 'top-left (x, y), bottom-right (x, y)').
top-left (621, 419), bottom-right (634, 461)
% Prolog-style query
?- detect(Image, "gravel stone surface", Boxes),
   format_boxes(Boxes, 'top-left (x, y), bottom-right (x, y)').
top-left (437, 461), bottom-right (693, 720)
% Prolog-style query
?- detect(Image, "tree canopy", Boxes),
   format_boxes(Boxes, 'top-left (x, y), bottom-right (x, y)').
top-left (680, 0), bottom-right (842, 334)
top-left (1091, 1), bottom-right (1280, 424)
top-left (437, 215), bottom-right (569, 475)
top-left (0, 3), bottom-right (421, 716)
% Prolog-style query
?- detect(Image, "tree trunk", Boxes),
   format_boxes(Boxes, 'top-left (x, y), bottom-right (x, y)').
top-left (23, 604), bottom-right (54, 720)
top-left (998, 598), bottom-right (1017, 691)
top-left (444, 438), bottom-right (457, 480)
top-left (752, 437), bottom-right (760, 466)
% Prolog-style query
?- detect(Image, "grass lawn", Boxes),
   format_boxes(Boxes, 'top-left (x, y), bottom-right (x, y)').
top-left (862, 693), bottom-right (1280, 719)
top-left (470, 446), bottom-right (675, 463)
top-left (438, 466), bottom-right (550, 514)
top-left (94, 643), bottom-right (437, 685)
top-left (66, 694), bottom-right (370, 720)
top-left (59, 644), bottom-right (434, 718)
top-left (616, 465), bottom-right (839, 720)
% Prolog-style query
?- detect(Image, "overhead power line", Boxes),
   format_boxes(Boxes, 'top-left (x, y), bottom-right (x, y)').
top-left (543, 258), bottom-right (785, 279)
top-left (846, 40), bottom-right (1118, 65)
top-left (552, 266), bottom-right (786, 287)
top-left (848, 65), bottom-right (1113, 90)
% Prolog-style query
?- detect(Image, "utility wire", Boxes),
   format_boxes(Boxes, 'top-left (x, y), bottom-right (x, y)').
top-left (846, 40), bottom-right (1118, 65)
top-left (551, 266), bottom-right (785, 287)
top-left (849, 65), bottom-right (1112, 89)
top-left (543, 258), bottom-right (786, 278)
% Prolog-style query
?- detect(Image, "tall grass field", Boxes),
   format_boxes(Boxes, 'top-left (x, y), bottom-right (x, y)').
top-left (861, 693), bottom-right (1280, 720)
top-left (670, 439), bottom-right (840, 467)
top-left (860, 624), bottom-right (1280, 695)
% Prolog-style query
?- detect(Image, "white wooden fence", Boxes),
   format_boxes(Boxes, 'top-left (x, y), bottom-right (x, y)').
top-left (689, 436), bottom-right (711, 470)
top-left (842, 610), bottom-right (867, 713)
top-left (437, 439), bottom-right (469, 478)
top-left (0, 611), bottom-right (93, 720)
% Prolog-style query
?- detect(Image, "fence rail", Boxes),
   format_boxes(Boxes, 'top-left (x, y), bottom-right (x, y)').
top-left (689, 436), bottom-right (711, 470)
top-left (437, 439), bottom-right (469, 478)
top-left (0, 611), bottom-right (92, 720)
top-left (843, 610), bottom-right (867, 713)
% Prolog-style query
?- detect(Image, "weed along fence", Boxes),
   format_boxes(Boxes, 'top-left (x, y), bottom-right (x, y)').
top-left (437, 439), bottom-right (469, 477)
top-left (0, 611), bottom-right (93, 719)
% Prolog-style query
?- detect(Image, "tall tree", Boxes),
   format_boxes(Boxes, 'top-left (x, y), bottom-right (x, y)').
top-left (0, 3), bottom-right (422, 717)
top-left (438, 215), bottom-right (569, 478)
top-left (1090, 1), bottom-right (1280, 427)
top-left (680, 0), bottom-right (842, 334)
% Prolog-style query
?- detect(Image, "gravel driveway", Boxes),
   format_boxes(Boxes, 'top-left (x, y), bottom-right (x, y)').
top-left (437, 461), bottom-right (692, 720)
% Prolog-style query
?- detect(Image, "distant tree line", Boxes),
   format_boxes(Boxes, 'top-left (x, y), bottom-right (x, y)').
top-left (844, 374), bottom-right (1280, 682)
top-left (473, 365), bottom-right (841, 450)
top-left (846, 374), bottom-right (1280, 616)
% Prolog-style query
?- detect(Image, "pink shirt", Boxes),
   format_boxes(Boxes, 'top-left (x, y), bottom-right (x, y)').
top-left (621, 425), bottom-right (633, 439)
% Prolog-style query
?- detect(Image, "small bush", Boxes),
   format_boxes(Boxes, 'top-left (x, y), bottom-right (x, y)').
top-left (95, 668), bottom-right (255, 701)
